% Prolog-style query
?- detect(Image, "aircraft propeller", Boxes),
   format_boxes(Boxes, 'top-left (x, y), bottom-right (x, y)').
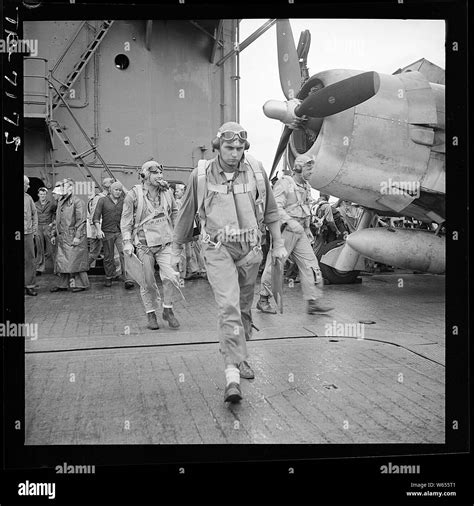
top-left (295, 71), bottom-right (380, 118)
top-left (276, 19), bottom-right (301, 100)
top-left (268, 20), bottom-right (380, 180)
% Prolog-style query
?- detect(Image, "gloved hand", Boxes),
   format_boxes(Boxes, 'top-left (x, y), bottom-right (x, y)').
top-left (72, 237), bottom-right (81, 247)
top-left (271, 239), bottom-right (287, 262)
top-left (157, 179), bottom-right (170, 191)
top-left (285, 219), bottom-right (305, 234)
top-left (96, 230), bottom-right (105, 239)
top-left (170, 242), bottom-right (183, 268)
top-left (123, 241), bottom-right (134, 256)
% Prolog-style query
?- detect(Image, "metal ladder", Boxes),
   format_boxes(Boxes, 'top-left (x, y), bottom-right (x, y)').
top-left (52, 20), bottom-right (114, 110)
top-left (47, 79), bottom-right (115, 189)
top-left (48, 120), bottom-right (101, 188)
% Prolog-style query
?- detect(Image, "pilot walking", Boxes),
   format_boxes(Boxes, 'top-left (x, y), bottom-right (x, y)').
top-left (257, 154), bottom-right (333, 315)
top-left (171, 122), bottom-right (287, 403)
top-left (121, 161), bottom-right (181, 330)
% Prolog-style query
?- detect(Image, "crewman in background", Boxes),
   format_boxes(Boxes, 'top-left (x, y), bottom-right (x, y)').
top-left (24, 176), bottom-right (38, 296)
top-left (87, 177), bottom-right (114, 269)
top-left (50, 179), bottom-right (90, 293)
top-left (256, 155), bottom-right (333, 315)
top-left (35, 186), bottom-right (56, 274)
top-left (93, 181), bottom-right (134, 289)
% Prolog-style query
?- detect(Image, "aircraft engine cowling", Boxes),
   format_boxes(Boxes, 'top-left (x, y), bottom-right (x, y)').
top-left (344, 227), bottom-right (445, 274)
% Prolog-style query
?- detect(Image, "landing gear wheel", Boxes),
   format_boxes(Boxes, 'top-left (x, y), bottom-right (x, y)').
top-left (316, 240), bottom-right (361, 285)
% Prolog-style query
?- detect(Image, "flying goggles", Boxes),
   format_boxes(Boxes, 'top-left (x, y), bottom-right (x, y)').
top-left (217, 130), bottom-right (248, 142)
top-left (147, 163), bottom-right (164, 173)
top-left (297, 159), bottom-right (315, 168)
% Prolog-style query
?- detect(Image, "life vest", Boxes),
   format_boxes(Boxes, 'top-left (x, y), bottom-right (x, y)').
top-left (196, 154), bottom-right (267, 245)
top-left (316, 201), bottom-right (331, 219)
top-left (278, 175), bottom-right (312, 220)
top-left (132, 184), bottom-right (174, 247)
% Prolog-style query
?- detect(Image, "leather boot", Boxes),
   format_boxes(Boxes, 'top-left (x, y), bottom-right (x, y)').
top-left (256, 295), bottom-right (277, 314)
top-left (239, 361), bottom-right (255, 379)
top-left (147, 311), bottom-right (160, 330)
top-left (224, 382), bottom-right (242, 403)
top-left (162, 307), bottom-right (180, 329)
top-left (307, 299), bottom-right (334, 314)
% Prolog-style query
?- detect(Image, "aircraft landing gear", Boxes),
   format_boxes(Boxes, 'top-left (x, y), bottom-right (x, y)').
top-left (317, 209), bottom-right (375, 285)
top-left (316, 240), bottom-right (361, 285)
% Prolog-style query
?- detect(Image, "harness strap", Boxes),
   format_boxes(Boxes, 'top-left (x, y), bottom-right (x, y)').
top-left (234, 245), bottom-right (262, 267)
top-left (132, 185), bottom-right (172, 243)
top-left (133, 185), bottom-right (144, 238)
top-left (197, 159), bottom-right (210, 211)
top-left (285, 201), bottom-right (303, 212)
top-left (245, 154), bottom-right (266, 218)
top-left (233, 181), bottom-right (256, 194)
top-left (280, 175), bottom-right (311, 215)
top-left (136, 209), bottom-right (163, 229)
top-left (196, 156), bottom-right (267, 243)
top-left (206, 182), bottom-right (228, 194)
top-left (196, 156), bottom-right (265, 209)
top-left (205, 181), bottom-right (258, 195)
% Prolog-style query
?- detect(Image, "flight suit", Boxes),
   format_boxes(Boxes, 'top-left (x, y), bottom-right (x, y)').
top-left (173, 156), bottom-right (279, 367)
top-left (121, 184), bottom-right (178, 313)
top-left (260, 175), bottom-right (323, 300)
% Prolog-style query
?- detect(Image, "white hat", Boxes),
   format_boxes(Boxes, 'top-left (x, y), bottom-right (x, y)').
top-left (110, 181), bottom-right (123, 191)
top-left (52, 183), bottom-right (64, 195)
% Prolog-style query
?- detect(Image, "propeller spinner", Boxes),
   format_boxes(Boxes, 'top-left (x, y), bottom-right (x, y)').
top-left (264, 71), bottom-right (380, 123)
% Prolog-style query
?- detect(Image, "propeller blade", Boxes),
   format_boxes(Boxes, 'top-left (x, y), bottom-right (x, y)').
top-left (269, 126), bottom-right (292, 181)
top-left (276, 19), bottom-right (301, 100)
top-left (297, 29), bottom-right (311, 61)
top-left (297, 30), bottom-right (311, 82)
top-left (295, 71), bottom-right (380, 118)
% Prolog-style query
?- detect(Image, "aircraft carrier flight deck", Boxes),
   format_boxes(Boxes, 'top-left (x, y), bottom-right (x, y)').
top-left (25, 270), bottom-right (445, 445)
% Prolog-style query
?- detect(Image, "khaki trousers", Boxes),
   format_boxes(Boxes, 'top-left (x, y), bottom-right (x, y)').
top-left (203, 241), bottom-right (262, 367)
top-left (260, 228), bottom-right (322, 300)
top-left (136, 242), bottom-right (176, 313)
